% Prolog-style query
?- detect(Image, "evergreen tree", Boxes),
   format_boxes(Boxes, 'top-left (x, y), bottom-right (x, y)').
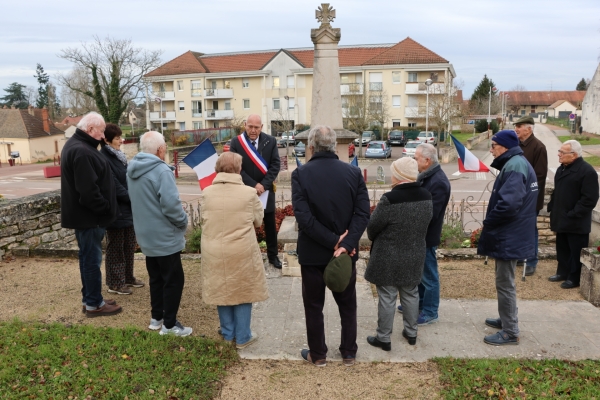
top-left (34, 64), bottom-right (50, 109)
top-left (576, 78), bottom-right (588, 91)
top-left (469, 75), bottom-right (499, 115)
top-left (0, 82), bottom-right (29, 109)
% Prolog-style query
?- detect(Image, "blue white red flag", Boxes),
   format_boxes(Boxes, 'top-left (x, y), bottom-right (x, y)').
top-left (450, 134), bottom-right (490, 173)
top-left (295, 154), bottom-right (302, 168)
top-left (181, 139), bottom-right (218, 190)
top-left (350, 155), bottom-right (359, 167)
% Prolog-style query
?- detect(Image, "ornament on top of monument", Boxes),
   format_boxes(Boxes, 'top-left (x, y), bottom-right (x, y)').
top-left (316, 3), bottom-right (335, 26)
top-left (311, 3), bottom-right (341, 43)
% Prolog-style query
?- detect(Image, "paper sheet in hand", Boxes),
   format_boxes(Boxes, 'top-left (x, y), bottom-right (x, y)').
top-left (259, 190), bottom-right (269, 209)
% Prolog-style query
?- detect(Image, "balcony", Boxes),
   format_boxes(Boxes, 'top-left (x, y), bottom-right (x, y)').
top-left (405, 82), bottom-right (445, 94)
top-left (156, 91), bottom-right (175, 100)
top-left (191, 89), bottom-right (202, 97)
top-left (192, 108), bottom-right (202, 118)
top-left (149, 111), bottom-right (176, 121)
top-left (369, 82), bottom-right (383, 91)
top-left (340, 83), bottom-right (363, 95)
top-left (204, 88), bottom-right (234, 98)
top-left (205, 109), bottom-right (234, 120)
top-left (404, 107), bottom-right (424, 118)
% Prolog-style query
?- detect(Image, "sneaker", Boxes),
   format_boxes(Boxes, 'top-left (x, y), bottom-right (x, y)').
top-left (108, 286), bottom-right (133, 295)
top-left (148, 318), bottom-right (163, 331)
top-left (86, 303), bottom-right (122, 318)
top-left (484, 330), bottom-right (519, 346)
top-left (342, 356), bottom-right (356, 367)
top-left (82, 299), bottom-right (116, 313)
top-left (417, 313), bottom-right (439, 325)
top-left (236, 333), bottom-right (259, 349)
top-left (301, 349), bottom-right (326, 367)
top-left (485, 318), bottom-right (502, 329)
top-left (397, 305), bottom-right (423, 314)
top-left (160, 321), bottom-right (193, 337)
top-left (126, 278), bottom-right (145, 288)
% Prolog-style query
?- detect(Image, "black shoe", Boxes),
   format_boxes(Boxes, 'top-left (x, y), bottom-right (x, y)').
top-left (402, 330), bottom-right (417, 345)
top-left (560, 280), bottom-right (580, 289)
top-left (548, 274), bottom-right (567, 282)
top-left (269, 257), bottom-right (282, 269)
top-left (525, 266), bottom-right (536, 276)
top-left (485, 318), bottom-right (502, 329)
top-left (367, 336), bottom-right (391, 351)
top-left (516, 261), bottom-right (525, 267)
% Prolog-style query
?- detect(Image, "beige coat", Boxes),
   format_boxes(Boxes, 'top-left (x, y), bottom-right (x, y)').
top-left (200, 172), bottom-right (268, 305)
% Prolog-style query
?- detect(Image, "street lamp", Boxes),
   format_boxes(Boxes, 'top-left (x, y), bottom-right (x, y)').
top-left (487, 86), bottom-right (496, 136)
top-left (424, 79), bottom-right (432, 133)
top-left (154, 96), bottom-right (164, 135)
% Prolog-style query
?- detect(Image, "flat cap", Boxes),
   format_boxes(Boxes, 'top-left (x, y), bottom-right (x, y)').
top-left (514, 116), bottom-right (535, 125)
top-left (324, 253), bottom-right (352, 293)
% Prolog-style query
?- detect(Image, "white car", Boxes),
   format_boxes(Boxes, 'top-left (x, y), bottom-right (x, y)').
top-left (281, 131), bottom-right (296, 144)
top-left (402, 141), bottom-right (420, 158)
top-left (353, 131), bottom-right (375, 146)
top-left (417, 131), bottom-right (437, 146)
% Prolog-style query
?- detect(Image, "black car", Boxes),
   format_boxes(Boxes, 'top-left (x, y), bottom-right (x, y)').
top-left (293, 142), bottom-right (306, 157)
top-left (388, 130), bottom-right (406, 146)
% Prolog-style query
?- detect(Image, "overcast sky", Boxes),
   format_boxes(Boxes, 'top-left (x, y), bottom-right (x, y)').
top-left (2, 0), bottom-right (599, 101)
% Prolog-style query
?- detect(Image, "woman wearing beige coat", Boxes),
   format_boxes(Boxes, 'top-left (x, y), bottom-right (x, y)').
top-left (200, 152), bottom-right (268, 349)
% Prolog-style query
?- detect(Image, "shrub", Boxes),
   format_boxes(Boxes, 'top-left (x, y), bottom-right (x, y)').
top-left (174, 135), bottom-right (189, 146)
top-left (475, 119), bottom-right (499, 134)
top-left (185, 227), bottom-right (202, 253)
top-left (441, 222), bottom-right (464, 249)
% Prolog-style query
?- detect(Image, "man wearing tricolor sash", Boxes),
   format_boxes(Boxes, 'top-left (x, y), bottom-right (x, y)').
top-left (230, 114), bottom-right (282, 268)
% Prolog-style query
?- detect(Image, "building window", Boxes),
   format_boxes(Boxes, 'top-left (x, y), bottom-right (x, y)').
top-left (392, 72), bottom-right (401, 84)
top-left (288, 97), bottom-right (295, 109)
top-left (177, 80), bottom-right (184, 91)
top-left (273, 98), bottom-right (280, 110)
top-left (192, 101), bottom-right (202, 117)
top-left (178, 101), bottom-right (185, 111)
top-left (287, 75), bottom-right (294, 88)
top-left (408, 72), bottom-right (418, 83)
top-left (243, 99), bottom-right (250, 109)
top-left (392, 119), bottom-right (401, 127)
top-left (191, 80), bottom-right (202, 97)
top-left (369, 72), bottom-right (383, 91)
top-left (224, 80), bottom-right (231, 89)
top-left (273, 76), bottom-right (280, 88)
top-left (408, 122), bottom-right (416, 128)
top-left (392, 95), bottom-right (401, 107)
top-left (340, 74), bottom-right (350, 84)
top-left (242, 78), bottom-right (249, 88)
top-left (225, 101), bottom-right (231, 111)
top-left (193, 121), bottom-right (203, 130)
top-left (179, 122), bottom-right (185, 131)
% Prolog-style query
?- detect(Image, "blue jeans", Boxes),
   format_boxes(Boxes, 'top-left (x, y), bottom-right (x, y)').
top-left (418, 246), bottom-right (439, 319)
top-left (75, 227), bottom-right (106, 310)
top-left (217, 303), bottom-right (252, 344)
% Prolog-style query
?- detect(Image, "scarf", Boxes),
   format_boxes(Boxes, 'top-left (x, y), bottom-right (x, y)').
top-left (105, 145), bottom-right (127, 166)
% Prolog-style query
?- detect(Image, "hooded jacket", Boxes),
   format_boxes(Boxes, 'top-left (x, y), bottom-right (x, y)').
top-left (477, 146), bottom-right (538, 260)
top-left (418, 163), bottom-right (451, 248)
top-left (126, 152), bottom-right (188, 257)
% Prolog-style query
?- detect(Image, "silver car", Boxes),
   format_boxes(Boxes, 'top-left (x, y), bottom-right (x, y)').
top-left (402, 140), bottom-right (420, 158)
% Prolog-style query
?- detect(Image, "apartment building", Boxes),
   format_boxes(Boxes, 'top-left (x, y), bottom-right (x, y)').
top-left (143, 37), bottom-right (456, 134)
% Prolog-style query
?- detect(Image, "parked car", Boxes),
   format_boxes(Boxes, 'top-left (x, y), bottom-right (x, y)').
top-left (277, 138), bottom-right (288, 148)
top-left (281, 131), bottom-right (296, 144)
top-left (365, 141), bottom-right (392, 159)
top-left (348, 142), bottom-right (355, 157)
top-left (293, 141), bottom-right (306, 157)
top-left (223, 140), bottom-right (231, 152)
top-left (402, 140), bottom-right (420, 158)
top-left (353, 131), bottom-right (375, 146)
top-left (388, 130), bottom-right (406, 146)
top-left (417, 131), bottom-right (437, 146)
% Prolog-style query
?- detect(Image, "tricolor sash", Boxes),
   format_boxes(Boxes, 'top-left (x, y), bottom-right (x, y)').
top-left (238, 134), bottom-right (269, 174)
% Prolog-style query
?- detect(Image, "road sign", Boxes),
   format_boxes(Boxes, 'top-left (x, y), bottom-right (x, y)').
top-left (569, 113), bottom-right (576, 121)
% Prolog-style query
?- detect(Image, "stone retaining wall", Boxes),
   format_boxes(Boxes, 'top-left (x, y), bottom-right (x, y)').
top-left (466, 131), bottom-right (490, 150)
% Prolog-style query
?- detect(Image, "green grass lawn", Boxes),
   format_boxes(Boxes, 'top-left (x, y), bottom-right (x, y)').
top-left (558, 135), bottom-right (600, 145)
top-left (546, 117), bottom-right (572, 128)
top-left (0, 320), bottom-right (238, 399)
top-left (436, 357), bottom-right (600, 398)
top-left (449, 133), bottom-right (479, 144)
top-left (583, 155), bottom-right (600, 167)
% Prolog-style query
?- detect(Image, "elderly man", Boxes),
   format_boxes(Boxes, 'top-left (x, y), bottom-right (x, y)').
top-left (398, 143), bottom-right (450, 326)
top-left (477, 130), bottom-right (538, 346)
top-left (292, 125), bottom-right (370, 367)
top-left (127, 131), bottom-right (192, 336)
top-left (230, 115), bottom-right (281, 268)
top-left (514, 116), bottom-right (548, 276)
top-left (61, 111), bottom-right (120, 317)
top-left (548, 140), bottom-right (599, 289)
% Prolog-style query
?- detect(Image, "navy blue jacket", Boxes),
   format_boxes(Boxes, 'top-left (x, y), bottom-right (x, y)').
top-left (291, 152), bottom-right (370, 266)
top-left (100, 146), bottom-right (133, 230)
top-left (419, 163), bottom-right (451, 248)
top-left (477, 147), bottom-right (538, 260)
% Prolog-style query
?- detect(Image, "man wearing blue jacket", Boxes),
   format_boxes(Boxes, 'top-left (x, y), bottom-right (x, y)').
top-left (127, 131), bottom-right (192, 337)
top-left (477, 130), bottom-right (538, 346)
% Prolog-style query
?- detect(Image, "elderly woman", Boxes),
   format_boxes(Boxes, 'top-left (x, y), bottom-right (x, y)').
top-left (364, 158), bottom-right (432, 351)
top-left (100, 124), bottom-right (143, 295)
top-left (200, 152), bottom-right (268, 349)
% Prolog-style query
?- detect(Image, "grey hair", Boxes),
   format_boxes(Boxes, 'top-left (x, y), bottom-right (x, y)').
top-left (416, 143), bottom-right (438, 163)
top-left (77, 112), bottom-right (105, 132)
top-left (563, 140), bottom-right (582, 156)
top-left (308, 125), bottom-right (337, 153)
top-left (522, 123), bottom-right (534, 132)
top-left (140, 131), bottom-right (166, 154)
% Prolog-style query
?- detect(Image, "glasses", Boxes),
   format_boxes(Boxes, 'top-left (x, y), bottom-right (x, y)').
top-left (558, 150), bottom-right (574, 155)
top-left (491, 143), bottom-right (498, 148)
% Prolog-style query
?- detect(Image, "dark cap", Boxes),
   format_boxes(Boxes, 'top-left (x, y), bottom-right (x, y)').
top-left (323, 253), bottom-right (352, 292)
top-left (492, 130), bottom-right (520, 149)
top-left (514, 116), bottom-right (535, 125)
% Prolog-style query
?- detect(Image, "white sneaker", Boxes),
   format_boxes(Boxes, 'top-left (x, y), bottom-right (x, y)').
top-left (159, 321), bottom-right (192, 337)
top-left (148, 318), bottom-right (163, 331)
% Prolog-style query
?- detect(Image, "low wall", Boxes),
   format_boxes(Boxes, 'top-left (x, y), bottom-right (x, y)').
top-left (466, 132), bottom-right (490, 150)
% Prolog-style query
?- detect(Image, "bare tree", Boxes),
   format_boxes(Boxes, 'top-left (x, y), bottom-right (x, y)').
top-left (60, 66), bottom-right (99, 115)
top-left (58, 36), bottom-right (162, 123)
top-left (427, 81), bottom-right (464, 146)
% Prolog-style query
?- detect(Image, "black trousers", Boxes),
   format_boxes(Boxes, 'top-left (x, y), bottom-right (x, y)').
top-left (264, 211), bottom-right (278, 260)
top-left (301, 263), bottom-right (357, 360)
top-left (556, 232), bottom-right (589, 285)
top-left (146, 252), bottom-right (185, 329)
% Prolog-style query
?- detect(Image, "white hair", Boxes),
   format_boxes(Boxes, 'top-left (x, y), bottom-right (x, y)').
top-left (140, 131), bottom-right (166, 154)
top-left (564, 140), bottom-right (582, 157)
top-left (416, 143), bottom-right (438, 163)
top-left (77, 112), bottom-right (105, 132)
top-left (522, 123), bottom-right (534, 132)
top-left (308, 125), bottom-right (337, 153)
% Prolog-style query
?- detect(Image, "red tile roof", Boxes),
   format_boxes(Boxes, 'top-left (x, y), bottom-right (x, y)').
top-left (503, 91), bottom-right (586, 106)
top-left (0, 109), bottom-right (63, 139)
top-left (362, 37), bottom-right (448, 65)
top-left (201, 52), bottom-right (276, 73)
top-left (145, 51), bottom-right (207, 77)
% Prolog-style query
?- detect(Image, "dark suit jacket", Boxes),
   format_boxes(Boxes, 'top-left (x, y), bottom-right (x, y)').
top-left (291, 151), bottom-right (370, 266)
top-left (520, 133), bottom-right (548, 211)
top-left (230, 132), bottom-right (281, 213)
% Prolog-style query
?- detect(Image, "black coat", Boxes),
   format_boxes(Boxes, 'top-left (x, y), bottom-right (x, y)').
top-left (520, 134), bottom-right (548, 211)
top-left (419, 163), bottom-right (451, 248)
top-left (100, 146), bottom-right (133, 230)
top-left (60, 129), bottom-right (117, 229)
top-left (548, 157), bottom-right (599, 234)
top-left (229, 132), bottom-right (280, 213)
top-left (291, 152), bottom-right (370, 266)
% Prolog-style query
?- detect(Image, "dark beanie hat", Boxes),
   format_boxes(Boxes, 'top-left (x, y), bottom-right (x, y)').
top-left (492, 130), bottom-right (519, 149)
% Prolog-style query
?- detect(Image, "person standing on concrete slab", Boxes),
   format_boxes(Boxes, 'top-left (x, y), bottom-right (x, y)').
top-left (230, 114), bottom-right (282, 269)
top-left (514, 116), bottom-right (548, 276)
top-left (292, 125), bottom-right (370, 367)
top-left (478, 130), bottom-right (538, 346)
top-left (366, 158), bottom-right (432, 351)
top-left (547, 140), bottom-right (599, 289)
top-left (61, 111), bottom-right (121, 317)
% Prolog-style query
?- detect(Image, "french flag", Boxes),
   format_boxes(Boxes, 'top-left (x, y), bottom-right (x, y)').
top-left (450, 134), bottom-right (489, 173)
top-left (181, 140), bottom-right (218, 190)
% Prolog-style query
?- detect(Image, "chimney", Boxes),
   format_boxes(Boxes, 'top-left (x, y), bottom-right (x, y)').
top-left (28, 105), bottom-right (34, 116)
top-left (42, 107), bottom-right (50, 133)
